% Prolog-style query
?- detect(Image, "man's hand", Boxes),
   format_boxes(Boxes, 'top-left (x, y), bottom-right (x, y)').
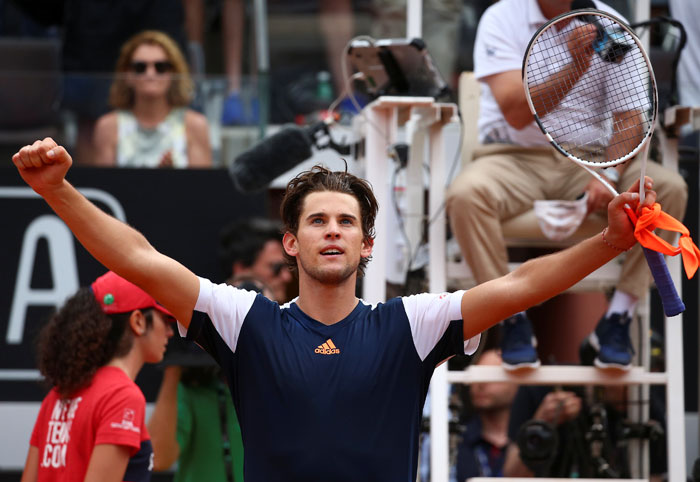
top-left (567, 24), bottom-right (597, 76)
top-left (534, 390), bottom-right (581, 425)
top-left (12, 138), bottom-right (72, 196)
top-left (584, 177), bottom-right (615, 214)
top-left (605, 176), bottom-right (656, 250)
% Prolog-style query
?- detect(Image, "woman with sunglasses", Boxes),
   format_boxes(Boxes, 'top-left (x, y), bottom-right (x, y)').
top-left (93, 30), bottom-right (211, 168)
top-left (20, 271), bottom-right (175, 482)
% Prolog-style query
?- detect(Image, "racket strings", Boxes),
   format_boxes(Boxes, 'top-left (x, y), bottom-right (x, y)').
top-left (525, 13), bottom-right (655, 165)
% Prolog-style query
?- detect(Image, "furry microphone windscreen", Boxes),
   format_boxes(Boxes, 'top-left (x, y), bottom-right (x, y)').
top-left (229, 125), bottom-right (314, 193)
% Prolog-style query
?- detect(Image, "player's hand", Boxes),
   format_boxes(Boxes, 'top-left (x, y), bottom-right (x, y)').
top-left (584, 177), bottom-right (615, 215)
top-left (12, 138), bottom-right (72, 196)
top-left (534, 390), bottom-right (581, 425)
top-left (567, 24), bottom-right (597, 76)
top-left (605, 176), bottom-right (656, 250)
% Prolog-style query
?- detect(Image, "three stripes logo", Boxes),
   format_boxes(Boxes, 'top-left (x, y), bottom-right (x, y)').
top-left (314, 338), bottom-right (340, 355)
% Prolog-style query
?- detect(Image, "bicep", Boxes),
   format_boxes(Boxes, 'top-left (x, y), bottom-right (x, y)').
top-left (137, 253), bottom-right (200, 328)
top-left (20, 446), bottom-right (39, 482)
top-left (83, 444), bottom-right (131, 482)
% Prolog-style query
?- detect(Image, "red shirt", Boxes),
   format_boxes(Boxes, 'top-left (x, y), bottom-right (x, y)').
top-left (30, 366), bottom-right (152, 482)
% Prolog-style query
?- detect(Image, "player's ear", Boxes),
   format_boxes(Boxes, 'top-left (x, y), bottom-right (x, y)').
top-left (282, 232), bottom-right (298, 257)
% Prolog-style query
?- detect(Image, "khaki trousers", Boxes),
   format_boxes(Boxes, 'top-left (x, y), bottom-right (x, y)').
top-left (446, 143), bottom-right (688, 299)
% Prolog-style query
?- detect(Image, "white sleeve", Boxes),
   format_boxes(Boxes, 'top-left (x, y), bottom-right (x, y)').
top-left (177, 277), bottom-right (258, 353)
top-left (474, 5), bottom-right (524, 80)
top-left (401, 291), bottom-right (481, 361)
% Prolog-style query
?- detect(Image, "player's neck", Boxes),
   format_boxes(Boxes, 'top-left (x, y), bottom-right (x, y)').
top-left (296, 274), bottom-right (359, 325)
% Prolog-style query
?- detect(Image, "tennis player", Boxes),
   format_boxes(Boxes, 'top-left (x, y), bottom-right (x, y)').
top-left (13, 138), bottom-right (653, 481)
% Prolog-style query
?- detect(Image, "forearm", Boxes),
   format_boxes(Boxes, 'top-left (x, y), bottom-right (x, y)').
top-left (42, 180), bottom-right (157, 282)
top-left (507, 233), bottom-right (620, 312)
top-left (148, 366), bottom-right (182, 470)
top-left (529, 61), bottom-right (586, 117)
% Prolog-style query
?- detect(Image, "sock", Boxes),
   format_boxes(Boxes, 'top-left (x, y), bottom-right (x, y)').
top-left (606, 291), bottom-right (638, 319)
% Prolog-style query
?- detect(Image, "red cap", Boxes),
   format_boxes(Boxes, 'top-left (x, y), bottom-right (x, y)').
top-left (91, 271), bottom-right (174, 318)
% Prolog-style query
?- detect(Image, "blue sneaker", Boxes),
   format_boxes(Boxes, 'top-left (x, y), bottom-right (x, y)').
top-left (588, 313), bottom-right (634, 370)
top-left (222, 93), bottom-right (259, 125)
top-left (501, 313), bottom-right (540, 370)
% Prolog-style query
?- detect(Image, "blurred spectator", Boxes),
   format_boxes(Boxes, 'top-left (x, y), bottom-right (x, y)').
top-left (218, 217), bottom-right (293, 303)
top-left (93, 30), bottom-right (212, 167)
top-left (148, 217), bottom-right (291, 481)
top-left (455, 348), bottom-right (517, 480)
top-left (60, 0), bottom-right (189, 164)
top-left (504, 381), bottom-right (666, 478)
top-left (503, 386), bottom-right (583, 477)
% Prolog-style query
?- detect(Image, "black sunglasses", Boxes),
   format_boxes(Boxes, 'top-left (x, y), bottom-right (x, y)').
top-left (129, 60), bottom-right (173, 74)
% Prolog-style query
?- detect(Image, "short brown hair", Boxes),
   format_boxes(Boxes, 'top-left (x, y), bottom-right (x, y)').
top-left (280, 165), bottom-right (378, 275)
top-left (108, 30), bottom-right (193, 109)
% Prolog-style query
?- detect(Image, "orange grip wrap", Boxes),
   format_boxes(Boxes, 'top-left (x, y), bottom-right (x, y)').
top-left (633, 203), bottom-right (700, 279)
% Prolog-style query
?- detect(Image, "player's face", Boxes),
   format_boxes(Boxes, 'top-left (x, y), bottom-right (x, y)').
top-left (142, 310), bottom-right (174, 363)
top-left (127, 44), bottom-right (173, 99)
top-left (250, 240), bottom-right (292, 302)
top-left (285, 191), bottom-right (372, 285)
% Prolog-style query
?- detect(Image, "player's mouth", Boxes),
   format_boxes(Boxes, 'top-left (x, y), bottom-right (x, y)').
top-left (321, 246), bottom-right (344, 257)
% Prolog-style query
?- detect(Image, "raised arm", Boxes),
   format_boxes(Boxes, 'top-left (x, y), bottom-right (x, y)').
top-left (12, 138), bottom-right (199, 326)
top-left (460, 177), bottom-right (654, 340)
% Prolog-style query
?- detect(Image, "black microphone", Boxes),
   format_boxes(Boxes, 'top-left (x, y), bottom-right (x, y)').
top-left (229, 123), bottom-right (323, 193)
top-left (571, 0), bottom-right (633, 64)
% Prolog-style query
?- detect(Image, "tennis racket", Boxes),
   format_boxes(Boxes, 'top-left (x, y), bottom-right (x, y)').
top-left (522, 8), bottom-right (685, 317)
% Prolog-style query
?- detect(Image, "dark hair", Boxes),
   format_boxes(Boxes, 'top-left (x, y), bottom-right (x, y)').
top-left (218, 218), bottom-right (283, 278)
top-left (280, 165), bottom-right (378, 275)
top-left (37, 287), bottom-right (153, 398)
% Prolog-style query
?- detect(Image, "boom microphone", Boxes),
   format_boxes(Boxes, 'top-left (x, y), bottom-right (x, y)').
top-left (229, 123), bottom-right (319, 193)
top-left (572, 0), bottom-right (633, 64)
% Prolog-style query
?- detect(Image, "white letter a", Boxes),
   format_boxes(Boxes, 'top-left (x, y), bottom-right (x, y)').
top-left (6, 215), bottom-right (79, 344)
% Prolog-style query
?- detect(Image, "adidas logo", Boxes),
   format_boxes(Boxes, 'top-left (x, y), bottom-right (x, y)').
top-left (314, 338), bottom-right (340, 355)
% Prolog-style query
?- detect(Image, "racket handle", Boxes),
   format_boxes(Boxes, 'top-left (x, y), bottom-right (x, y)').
top-left (642, 247), bottom-right (685, 316)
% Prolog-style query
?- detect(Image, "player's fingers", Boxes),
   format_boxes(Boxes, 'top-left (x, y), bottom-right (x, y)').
top-left (37, 138), bottom-right (59, 162)
top-left (12, 145), bottom-right (33, 169)
top-left (44, 145), bottom-right (71, 165)
top-left (22, 140), bottom-right (45, 168)
top-left (640, 188), bottom-right (657, 209)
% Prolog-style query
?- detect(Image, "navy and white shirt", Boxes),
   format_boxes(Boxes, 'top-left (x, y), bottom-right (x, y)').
top-left (179, 277), bottom-right (480, 482)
